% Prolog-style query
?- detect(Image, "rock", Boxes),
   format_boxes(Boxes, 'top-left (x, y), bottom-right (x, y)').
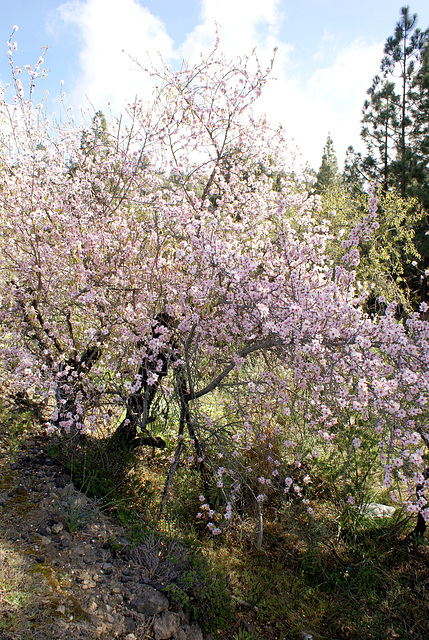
top-left (124, 616), bottom-right (137, 632)
top-left (87, 599), bottom-right (98, 612)
top-left (60, 484), bottom-right (89, 510)
top-left (121, 574), bottom-right (135, 583)
top-left (76, 571), bottom-right (97, 588)
top-left (174, 630), bottom-right (187, 640)
top-left (125, 634), bottom-right (137, 640)
top-left (153, 611), bottom-right (182, 640)
top-left (362, 503), bottom-right (396, 518)
top-left (52, 522), bottom-right (63, 534)
top-left (174, 606), bottom-right (189, 625)
top-left (54, 474), bottom-right (70, 488)
top-left (56, 604), bottom-right (66, 615)
top-left (37, 524), bottom-right (51, 536)
top-left (130, 585), bottom-right (169, 616)
top-left (182, 624), bottom-right (204, 640)
top-left (82, 581), bottom-right (96, 589)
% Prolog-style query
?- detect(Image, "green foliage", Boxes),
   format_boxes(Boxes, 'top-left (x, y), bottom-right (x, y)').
top-left (318, 182), bottom-right (424, 309)
top-left (51, 432), bottom-right (137, 500)
top-left (356, 6), bottom-right (428, 198)
top-left (361, 76), bottom-right (400, 192)
top-left (346, 7), bottom-right (429, 308)
top-left (411, 40), bottom-right (429, 210)
top-left (128, 532), bottom-right (233, 632)
top-left (233, 629), bottom-right (256, 640)
top-left (54, 483), bottom-right (96, 534)
top-left (315, 133), bottom-right (339, 194)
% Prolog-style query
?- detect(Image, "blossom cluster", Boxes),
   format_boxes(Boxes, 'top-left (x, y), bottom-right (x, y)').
top-left (1, 43), bottom-right (429, 535)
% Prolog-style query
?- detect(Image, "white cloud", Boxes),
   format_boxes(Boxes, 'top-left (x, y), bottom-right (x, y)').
top-left (179, 0), bottom-right (284, 63)
top-left (257, 38), bottom-right (384, 168)
top-left (178, 2), bottom-right (384, 169)
top-left (56, 0), bottom-right (174, 115)
top-left (54, 0), bottom-right (384, 169)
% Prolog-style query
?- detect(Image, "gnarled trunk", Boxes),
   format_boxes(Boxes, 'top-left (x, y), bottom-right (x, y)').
top-left (113, 313), bottom-right (175, 449)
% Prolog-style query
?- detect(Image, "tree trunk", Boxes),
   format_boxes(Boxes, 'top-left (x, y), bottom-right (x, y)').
top-left (113, 313), bottom-right (175, 449)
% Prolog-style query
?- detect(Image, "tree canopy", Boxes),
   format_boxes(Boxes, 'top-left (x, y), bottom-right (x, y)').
top-left (2, 36), bottom-right (429, 540)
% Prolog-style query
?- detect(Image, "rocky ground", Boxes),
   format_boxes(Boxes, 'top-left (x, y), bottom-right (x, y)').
top-left (0, 432), bottom-right (207, 640)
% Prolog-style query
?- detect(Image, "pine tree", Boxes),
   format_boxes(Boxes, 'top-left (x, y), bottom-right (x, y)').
top-left (343, 146), bottom-right (365, 196)
top-left (343, 9), bottom-right (429, 308)
top-left (361, 77), bottom-right (400, 192)
top-left (356, 6), bottom-right (427, 196)
top-left (410, 39), bottom-right (429, 209)
top-left (314, 134), bottom-right (339, 194)
top-left (381, 5), bottom-right (427, 197)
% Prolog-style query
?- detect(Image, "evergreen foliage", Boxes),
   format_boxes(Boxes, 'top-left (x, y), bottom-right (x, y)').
top-left (345, 6), bottom-right (429, 308)
top-left (356, 6), bottom-right (428, 197)
top-left (315, 134), bottom-right (339, 194)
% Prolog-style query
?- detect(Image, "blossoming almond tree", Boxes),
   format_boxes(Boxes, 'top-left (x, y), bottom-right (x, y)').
top-left (1, 34), bottom-right (429, 540)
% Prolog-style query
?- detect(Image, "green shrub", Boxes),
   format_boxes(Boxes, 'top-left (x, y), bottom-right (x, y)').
top-left (127, 532), bottom-right (233, 632)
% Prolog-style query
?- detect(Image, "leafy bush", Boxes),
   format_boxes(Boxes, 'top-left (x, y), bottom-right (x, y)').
top-left (127, 532), bottom-right (233, 631)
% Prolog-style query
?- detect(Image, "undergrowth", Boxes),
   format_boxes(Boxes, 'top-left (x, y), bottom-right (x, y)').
top-left (2, 405), bottom-right (429, 639)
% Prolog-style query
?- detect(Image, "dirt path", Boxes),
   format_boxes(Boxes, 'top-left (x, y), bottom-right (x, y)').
top-left (0, 431), bottom-right (204, 640)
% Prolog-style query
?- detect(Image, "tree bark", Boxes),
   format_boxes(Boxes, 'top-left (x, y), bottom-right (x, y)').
top-left (113, 313), bottom-right (175, 449)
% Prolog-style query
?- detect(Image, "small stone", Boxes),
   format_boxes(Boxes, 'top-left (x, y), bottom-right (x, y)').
top-left (111, 593), bottom-right (123, 604)
top-left (37, 524), bottom-right (50, 536)
top-left (82, 580), bottom-right (96, 589)
top-left (121, 575), bottom-right (134, 583)
top-left (125, 634), bottom-right (137, 640)
top-left (52, 522), bottom-right (64, 534)
top-left (76, 572), bottom-right (90, 583)
top-left (362, 503), bottom-right (396, 518)
top-left (131, 585), bottom-right (169, 616)
top-left (54, 475), bottom-right (70, 488)
top-left (87, 600), bottom-right (98, 612)
top-left (56, 604), bottom-right (66, 615)
top-left (124, 617), bottom-right (137, 632)
top-left (182, 624), bottom-right (203, 640)
top-left (153, 612), bottom-right (181, 640)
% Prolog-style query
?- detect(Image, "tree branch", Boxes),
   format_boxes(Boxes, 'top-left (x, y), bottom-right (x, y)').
top-left (184, 338), bottom-right (277, 401)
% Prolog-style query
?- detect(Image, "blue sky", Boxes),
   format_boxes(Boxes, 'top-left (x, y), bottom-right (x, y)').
top-left (1, 0), bottom-right (429, 170)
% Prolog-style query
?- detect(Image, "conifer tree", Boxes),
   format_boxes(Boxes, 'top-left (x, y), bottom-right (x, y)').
top-left (314, 133), bottom-right (339, 194)
top-left (410, 39), bottom-right (429, 209)
top-left (357, 6), bottom-right (428, 197)
top-left (345, 7), bottom-right (429, 308)
top-left (381, 5), bottom-right (427, 197)
top-left (361, 77), bottom-right (400, 192)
